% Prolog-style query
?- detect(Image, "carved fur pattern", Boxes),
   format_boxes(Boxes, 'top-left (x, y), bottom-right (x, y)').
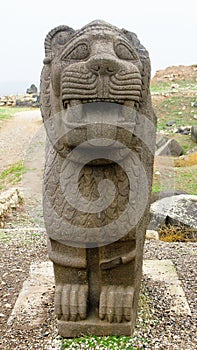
top-left (43, 138), bottom-right (140, 245)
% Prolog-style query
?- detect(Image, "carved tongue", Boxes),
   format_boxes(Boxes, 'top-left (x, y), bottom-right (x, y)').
top-left (83, 102), bottom-right (120, 146)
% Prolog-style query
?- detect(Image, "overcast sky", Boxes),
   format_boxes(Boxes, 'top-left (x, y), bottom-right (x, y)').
top-left (0, 0), bottom-right (196, 94)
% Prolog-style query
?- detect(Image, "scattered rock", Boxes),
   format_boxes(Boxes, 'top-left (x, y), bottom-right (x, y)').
top-left (175, 126), bottom-right (191, 135)
top-left (149, 194), bottom-right (197, 230)
top-left (0, 85), bottom-right (40, 107)
top-left (0, 188), bottom-right (23, 227)
top-left (192, 102), bottom-right (197, 107)
top-left (146, 230), bottom-right (159, 240)
top-left (171, 84), bottom-right (179, 89)
top-left (166, 120), bottom-right (176, 127)
top-left (155, 138), bottom-right (183, 156)
top-left (186, 146), bottom-right (197, 154)
top-left (191, 125), bottom-right (197, 143)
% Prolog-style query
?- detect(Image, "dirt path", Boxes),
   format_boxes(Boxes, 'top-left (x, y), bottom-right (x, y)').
top-left (0, 110), bottom-right (43, 172)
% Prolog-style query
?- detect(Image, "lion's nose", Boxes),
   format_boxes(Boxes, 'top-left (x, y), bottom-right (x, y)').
top-left (86, 56), bottom-right (120, 75)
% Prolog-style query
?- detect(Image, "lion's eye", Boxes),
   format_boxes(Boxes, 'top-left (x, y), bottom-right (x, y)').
top-left (63, 43), bottom-right (89, 60)
top-left (115, 43), bottom-right (137, 60)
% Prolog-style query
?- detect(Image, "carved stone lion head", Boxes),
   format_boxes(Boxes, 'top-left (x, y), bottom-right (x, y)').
top-left (40, 20), bottom-right (155, 157)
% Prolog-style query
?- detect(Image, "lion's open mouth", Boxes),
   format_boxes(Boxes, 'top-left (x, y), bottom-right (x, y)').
top-left (60, 99), bottom-right (137, 151)
top-left (62, 99), bottom-right (137, 127)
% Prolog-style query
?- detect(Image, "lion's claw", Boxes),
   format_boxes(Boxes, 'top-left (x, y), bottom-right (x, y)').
top-left (99, 285), bottom-right (134, 323)
top-left (55, 284), bottom-right (88, 321)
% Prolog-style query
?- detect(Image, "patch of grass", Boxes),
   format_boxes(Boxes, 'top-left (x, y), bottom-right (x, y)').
top-left (151, 79), bottom-right (197, 93)
top-left (152, 95), bottom-right (197, 132)
top-left (175, 165), bottom-right (197, 194)
top-left (0, 161), bottom-right (25, 190)
top-left (152, 182), bottom-right (161, 193)
top-left (153, 164), bottom-right (197, 196)
top-left (150, 81), bottom-right (171, 92)
top-left (0, 107), bottom-right (32, 127)
top-left (159, 225), bottom-right (197, 242)
top-left (60, 333), bottom-right (148, 349)
top-left (61, 335), bottom-right (143, 349)
top-left (174, 135), bottom-right (196, 154)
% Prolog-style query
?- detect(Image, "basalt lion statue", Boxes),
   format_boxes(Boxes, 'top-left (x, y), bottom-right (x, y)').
top-left (40, 20), bottom-right (156, 337)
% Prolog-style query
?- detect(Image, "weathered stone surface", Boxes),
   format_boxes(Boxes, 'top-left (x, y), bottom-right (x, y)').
top-left (191, 125), bottom-right (197, 143)
top-left (149, 194), bottom-right (197, 230)
top-left (40, 20), bottom-right (156, 337)
top-left (155, 138), bottom-right (183, 156)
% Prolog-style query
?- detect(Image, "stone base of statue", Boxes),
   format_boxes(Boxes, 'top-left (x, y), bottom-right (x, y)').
top-left (57, 319), bottom-right (135, 338)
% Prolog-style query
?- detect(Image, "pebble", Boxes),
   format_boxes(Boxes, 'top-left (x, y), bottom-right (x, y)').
top-left (166, 120), bottom-right (176, 127)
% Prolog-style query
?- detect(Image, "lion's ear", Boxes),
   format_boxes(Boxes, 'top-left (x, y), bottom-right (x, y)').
top-left (44, 25), bottom-right (75, 63)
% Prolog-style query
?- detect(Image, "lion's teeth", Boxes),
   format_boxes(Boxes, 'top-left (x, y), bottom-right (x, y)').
top-left (124, 101), bottom-right (135, 108)
top-left (67, 100), bottom-right (83, 122)
top-left (69, 99), bottom-right (82, 106)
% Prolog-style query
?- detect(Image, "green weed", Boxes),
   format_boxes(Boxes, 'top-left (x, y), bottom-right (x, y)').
top-left (0, 162), bottom-right (25, 190)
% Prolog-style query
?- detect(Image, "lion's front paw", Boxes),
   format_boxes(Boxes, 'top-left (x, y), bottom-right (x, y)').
top-left (99, 285), bottom-right (134, 323)
top-left (54, 284), bottom-right (88, 321)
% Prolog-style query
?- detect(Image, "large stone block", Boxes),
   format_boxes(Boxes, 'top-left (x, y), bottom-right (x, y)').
top-left (155, 138), bottom-right (183, 156)
top-left (149, 194), bottom-right (197, 230)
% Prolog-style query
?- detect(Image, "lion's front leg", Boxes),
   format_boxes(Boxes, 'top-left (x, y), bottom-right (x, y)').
top-left (48, 239), bottom-right (88, 321)
top-left (99, 240), bottom-right (136, 323)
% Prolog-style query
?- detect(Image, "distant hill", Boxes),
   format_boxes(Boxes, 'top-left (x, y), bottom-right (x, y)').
top-left (152, 64), bottom-right (197, 83)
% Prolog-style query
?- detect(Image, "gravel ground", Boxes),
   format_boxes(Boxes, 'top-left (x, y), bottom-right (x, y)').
top-left (0, 110), bottom-right (42, 172)
top-left (0, 207), bottom-right (196, 350)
